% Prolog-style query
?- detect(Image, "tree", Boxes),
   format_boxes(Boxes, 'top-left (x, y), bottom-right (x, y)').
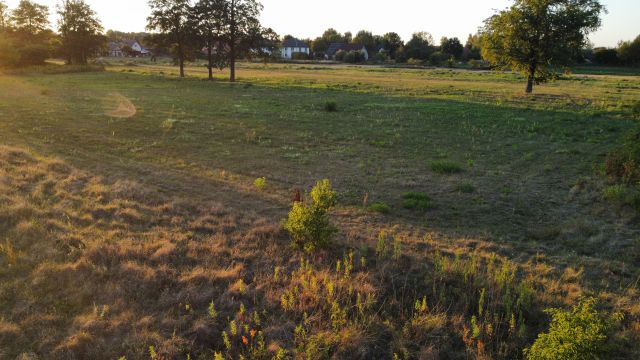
top-left (311, 28), bottom-right (345, 57)
top-left (57, 0), bottom-right (105, 65)
top-left (147, 0), bottom-right (194, 77)
top-left (618, 35), bottom-right (640, 66)
top-left (0, 1), bottom-right (10, 31)
top-left (223, 0), bottom-right (263, 82)
top-left (10, 0), bottom-right (49, 34)
top-left (592, 47), bottom-right (618, 65)
top-left (193, 0), bottom-right (227, 80)
top-left (482, 0), bottom-right (605, 93)
top-left (440, 37), bottom-right (464, 60)
top-left (382, 32), bottom-right (403, 59)
top-left (403, 31), bottom-right (434, 61)
top-left (353, 30), bottom-right (378, 54)
top-left (464, 33), bottom-right (483, 60)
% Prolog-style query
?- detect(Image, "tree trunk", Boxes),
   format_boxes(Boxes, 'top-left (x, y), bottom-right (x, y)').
top-left (207, 45), bottom-right (213, 81)
top-left (526, 62), bottom-right (536, 94)
top-left (230, 43), bottom-right (236, 82)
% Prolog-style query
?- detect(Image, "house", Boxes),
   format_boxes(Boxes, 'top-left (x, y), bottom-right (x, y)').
top-left (280, 38), bottom-right (310, 59)
top-left (325, 43), bottom-right (369, 61)
top-left (107, 40), bottom-right (150, 57)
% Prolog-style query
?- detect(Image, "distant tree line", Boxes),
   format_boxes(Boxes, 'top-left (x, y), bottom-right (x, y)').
top-left (146, 0), bottom-right (277, 81)
top-left (0, 0), bottom-right (104, 67)
top-left (587, 36), bottom-right (640, 66)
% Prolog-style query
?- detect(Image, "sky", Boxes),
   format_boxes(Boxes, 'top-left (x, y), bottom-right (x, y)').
top-left (5, 0), bottom-right (639, 47)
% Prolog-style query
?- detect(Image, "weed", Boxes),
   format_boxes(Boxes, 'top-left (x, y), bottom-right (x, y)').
top-left (283, 179), bottom-right (337, 251)
top-left (430, 160), bottom-right (463, 174)
top-left (323, 101), bottom-right (338, 112)
top-left (402, 192), bottom-right (433, 211)
top-left (368, 202), bottom-right (391, 214)
top-left (524, 298), bottom-right (623, 360)
top-left (455, 183), bottom-right (476, 194)
top-left (253, 177), bottom-right (267, 191)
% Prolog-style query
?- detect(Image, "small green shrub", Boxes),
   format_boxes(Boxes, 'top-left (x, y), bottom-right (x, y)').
top-left (631, 100), bottom-right (640, 119)
top-left (283, 179), bottom-right (337, 252)
top-left (402, 192), bottom-right (432, 211)
top-left (368, 202), bottom-right (391, 214)
top-left (455, 183), bottom-right (476, 194)
top-left (524, 298), bottom-right (623, 360)
top-left (254, 177), bottom-right (267, 191)
top-left (430, 160), bottom-right (462, 174)
top-left (324, 101), bottom-right (338, 112)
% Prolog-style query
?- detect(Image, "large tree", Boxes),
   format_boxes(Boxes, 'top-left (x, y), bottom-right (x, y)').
top-left (147, 0), bottom-right (194, 78)
top-left (0, 1), bottom-right (10, 31)
top-left (10, 0), bottom-right (48, 34)
top-left (482, 0), bottom-right (604, 93)
top-left (403, 32), bottom-right (434, 61)
top-left (57, 0), bottom-right (105, 64)
top-left (382, 32), bottom-right (403, 59)
top-left (193, 0), bottom-right (227, 80)
top-left (618, 35), bottom-right (640, 66)
top-left (440, 37), bottom-right (464, 60)
top-left (224, 0), bottom-right (263, 82)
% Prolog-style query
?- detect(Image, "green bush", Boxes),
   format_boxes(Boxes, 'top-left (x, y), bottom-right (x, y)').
top-left (455, 183), bottom-right (476, 194)
top-left (605, 126), bottom-right (640, 185)
top-left (291, 52), bottom-right (309, 60)
top-left (402, 192), bottom-right (432, 211)
top-left (430, 160), bottom-right (462, 174)
top-left (283, 179), bottom-right (337, 252)
top-left (254, 177), bottom-right (267, 191)
top-left (18, 44), bottom-right (49, 66)
top-left (334, 50), bottom-right (347, 62)
top-left (524, 298), bottom-right (623, 360)
top-left (323, 101), bottom-right (338, 112)
top-left (368, 202), bottom-right (391, 214)
top-left (0, 35), bottom-right (20, 68)
top-left (343, 50), bottom-right (365, 63)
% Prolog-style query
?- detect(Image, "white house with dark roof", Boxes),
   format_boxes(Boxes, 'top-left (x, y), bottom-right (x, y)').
top-left (280, 38), bottom-right (310, 59)
top-left (107, 40), bottom-right (150, 57)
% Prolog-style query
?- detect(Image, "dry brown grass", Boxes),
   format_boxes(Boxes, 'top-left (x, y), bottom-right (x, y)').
top-left (0, 145), bottom-right (638, 359)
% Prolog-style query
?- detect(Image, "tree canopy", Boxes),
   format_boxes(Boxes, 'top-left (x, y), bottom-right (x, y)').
top-left (11, 0), bottom-right (49, 34)
top-left (57, 0), bottom-right (105, 65)
top-left (482, 0), bottom-right (605, 93)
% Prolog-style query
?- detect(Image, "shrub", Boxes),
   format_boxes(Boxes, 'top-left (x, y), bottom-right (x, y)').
top-left (291, 52), bottom-right (309, 60)
top-left (343, 50), bottom-right (365, 63)
top-left (334, 50), bottom-right (347, 62)
top-left (18, 44), bottom-right (49, 66)
top-left (254, 177), bottom-right (267, 191)
top-left (283, 179), bottom-right (337, 252)
top-left (368, 202), bottom-right (391, 214)
top-left (455, 183), bottom-right (476, 194)
top-left (402, 192), bottom-right (432, 211)
top-left (310, 179), bottom-right (337, 210)
top-left (524, 298), bottom-right (622, 360)
top-left (430, 160), bottom-right (462, 174)
top-left (324, 101), bottom-right (338, 112)
top-left (407, 58), bottom-right (423, 66)
top-left (0, 35), bottom-right (20, 68)
top-left (632, 101), bottom-right (640, 119)
top-left (604, 126), bottom-right (640, 185)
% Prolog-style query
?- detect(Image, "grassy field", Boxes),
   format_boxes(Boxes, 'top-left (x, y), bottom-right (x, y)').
top-left (1, 62), bottom-right (639, 359)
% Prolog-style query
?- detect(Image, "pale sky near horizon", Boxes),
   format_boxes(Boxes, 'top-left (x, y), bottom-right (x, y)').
top-left (5, 0), bottom-right (639, 47)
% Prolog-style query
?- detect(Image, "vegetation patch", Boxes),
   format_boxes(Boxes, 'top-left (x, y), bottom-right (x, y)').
top-left (430, 160), bottom-right (463, 174)
top-left (323, 100), bottom-right (338, 112)
top-left (368, 202), bottom-right (391, 214)
top-left (402, 192), bottom-right (433, 211)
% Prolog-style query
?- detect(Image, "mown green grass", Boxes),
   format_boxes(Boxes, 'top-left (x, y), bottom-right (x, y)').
top-left (0, 62), bottom-right (639, 357)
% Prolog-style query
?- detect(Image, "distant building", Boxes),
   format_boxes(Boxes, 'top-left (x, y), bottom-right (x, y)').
top-left (280, 38), bottom-right (310, 59)
top-left (325, 43), bottom-right (369, 61)
top-left (107, 40), bottom-right (150, 57)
